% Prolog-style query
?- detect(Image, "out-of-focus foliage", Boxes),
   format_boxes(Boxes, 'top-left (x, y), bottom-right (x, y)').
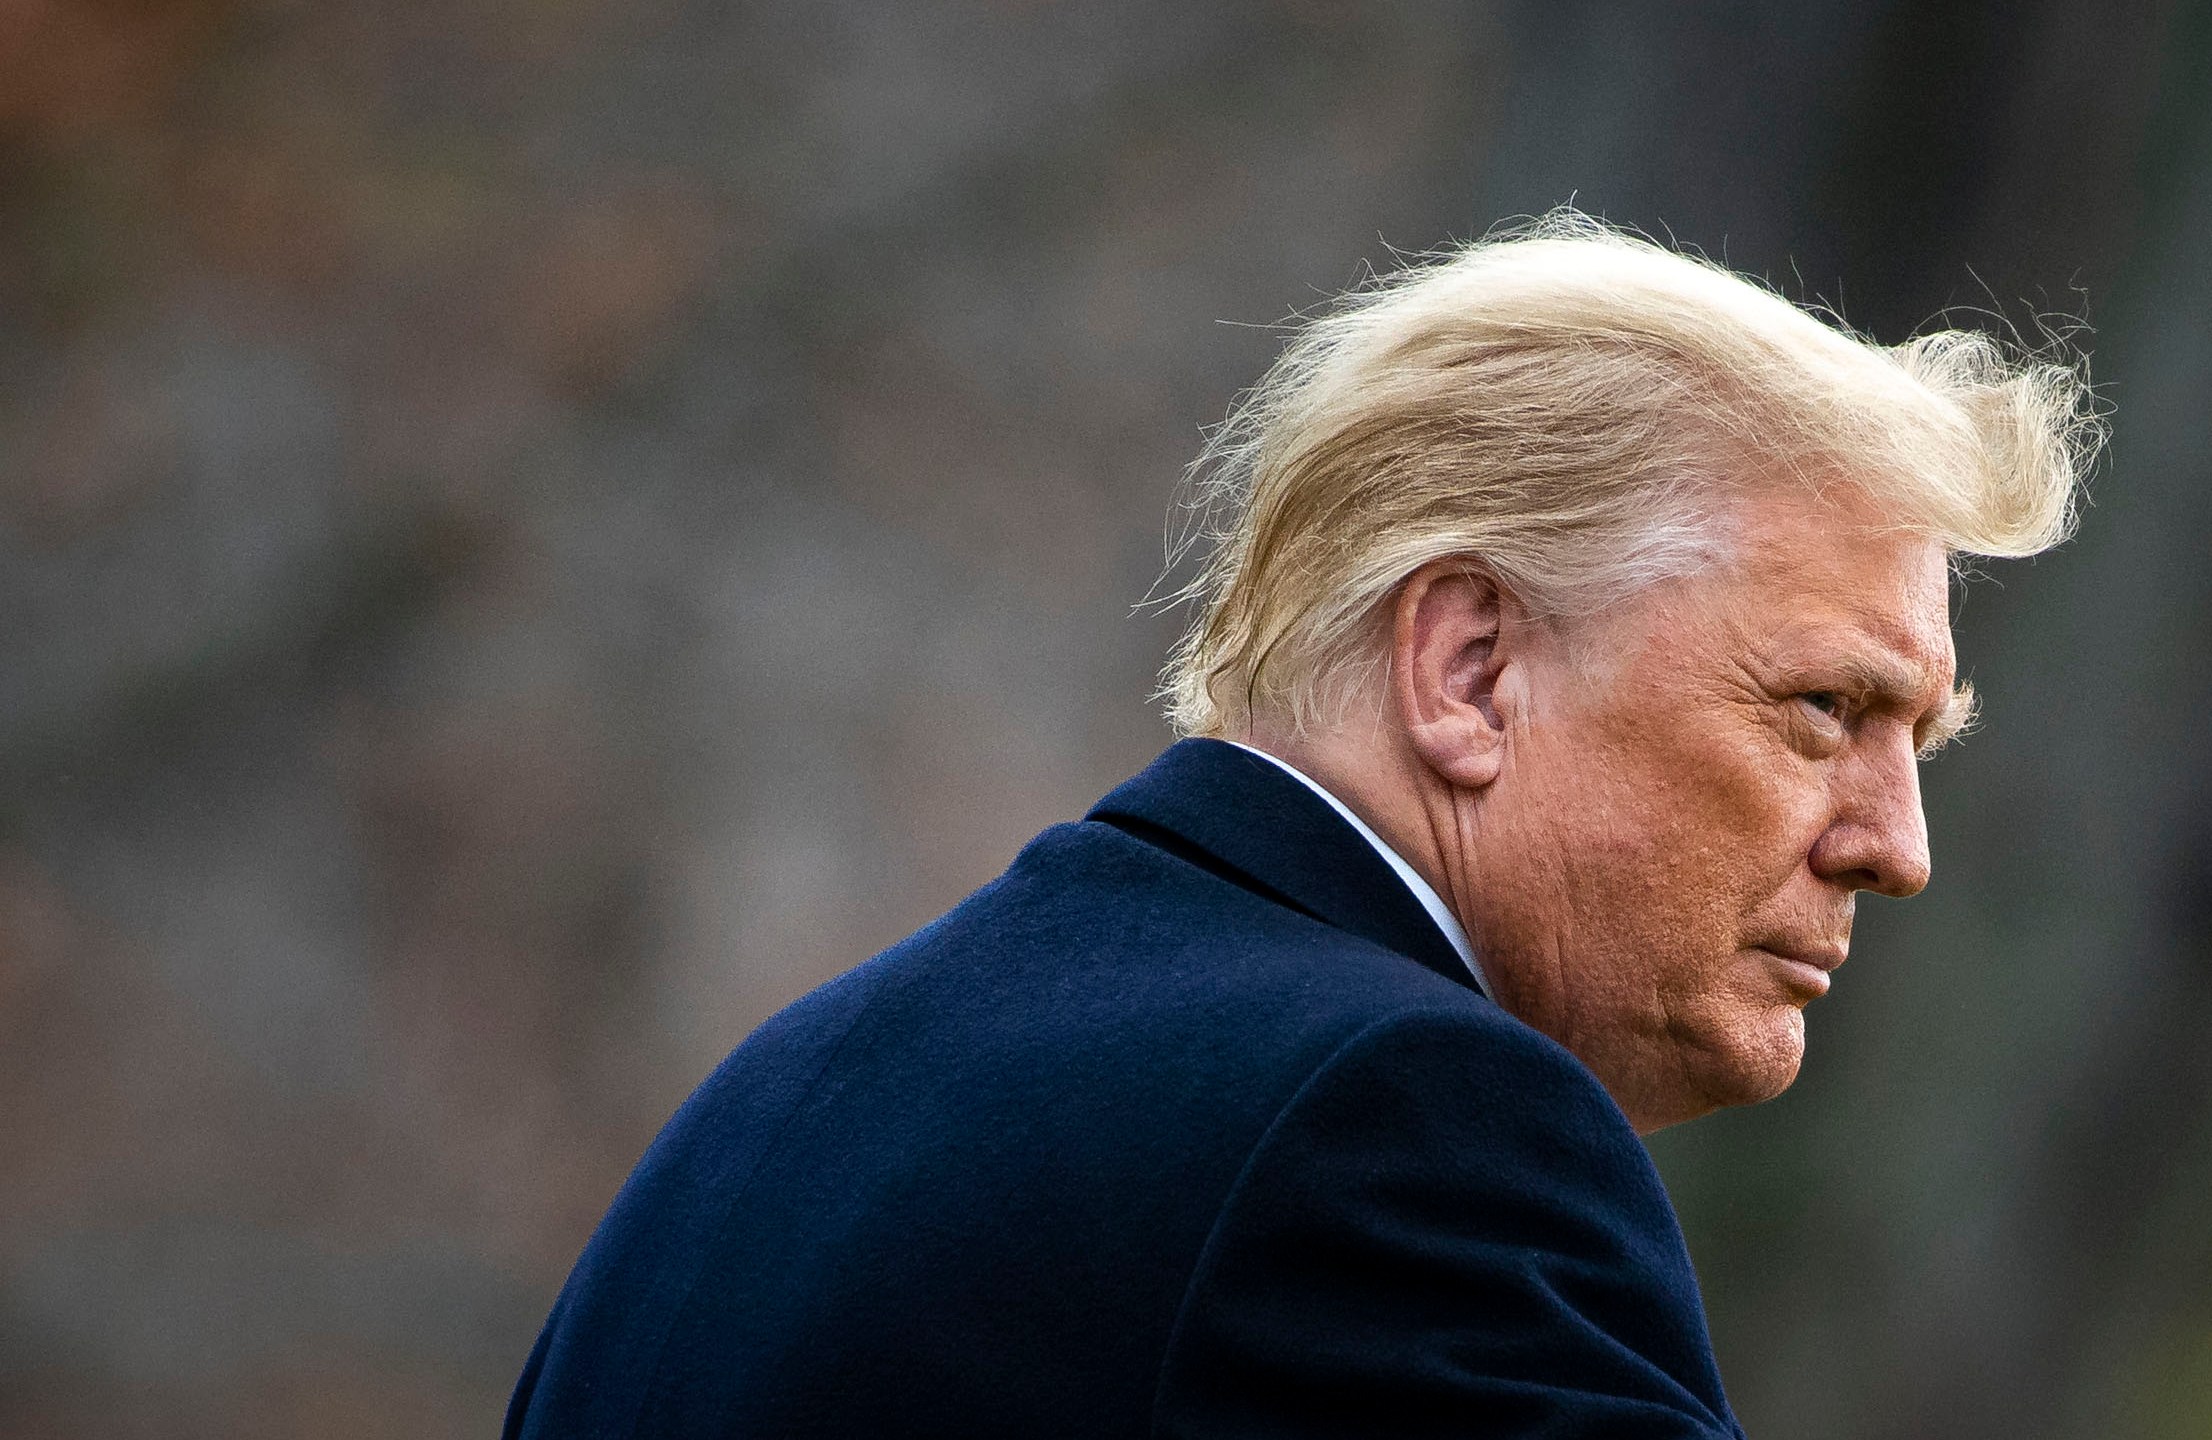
top-left (0, 2), bottom-right (2203, 1436)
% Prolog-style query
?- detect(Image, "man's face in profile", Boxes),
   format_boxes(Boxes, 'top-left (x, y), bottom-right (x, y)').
top-left (1472, 481), bottom-right (1960, 1130)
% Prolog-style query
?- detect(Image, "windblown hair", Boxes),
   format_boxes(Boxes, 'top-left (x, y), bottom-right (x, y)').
top-left (1159, 209), bottom-right (2103, 738)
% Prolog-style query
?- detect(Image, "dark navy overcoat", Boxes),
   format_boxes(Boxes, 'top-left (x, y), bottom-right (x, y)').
top-left (505, 738), bottom-right (1745, 1437)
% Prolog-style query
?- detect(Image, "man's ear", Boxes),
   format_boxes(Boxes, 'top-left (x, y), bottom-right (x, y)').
top-left (1390, 561), bottom-right (1517, 791)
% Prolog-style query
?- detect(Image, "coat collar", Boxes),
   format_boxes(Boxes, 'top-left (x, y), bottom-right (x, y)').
top-left (1086, 738), bottom-right (1480, 995)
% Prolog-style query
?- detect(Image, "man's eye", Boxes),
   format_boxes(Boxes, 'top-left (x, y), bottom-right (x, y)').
top-left (1798, 691), bottom-right (1844, 720)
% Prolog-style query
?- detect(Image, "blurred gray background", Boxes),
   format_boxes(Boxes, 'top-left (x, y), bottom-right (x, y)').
top-left (1, 1), bottom-right (2207, 1435)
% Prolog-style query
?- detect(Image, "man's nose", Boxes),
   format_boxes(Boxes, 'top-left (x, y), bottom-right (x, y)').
top-left (1808, 731), bottom-right (1932, 898)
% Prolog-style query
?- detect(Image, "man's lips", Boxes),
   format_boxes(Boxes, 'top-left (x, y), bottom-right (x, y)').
top-left (1754, 943), bottom-right (1846, 998)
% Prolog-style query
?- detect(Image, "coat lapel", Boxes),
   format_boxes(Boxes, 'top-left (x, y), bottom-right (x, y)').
top-left (1087, 738), bottom-right (1480, 995)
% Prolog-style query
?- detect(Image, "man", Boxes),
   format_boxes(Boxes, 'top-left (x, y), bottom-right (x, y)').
top-left (506, 214), bottom-right (2096, 1437)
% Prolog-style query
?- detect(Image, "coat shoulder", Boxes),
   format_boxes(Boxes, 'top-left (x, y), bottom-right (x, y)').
top-left (1152, 1007), bottom-right (1732, 1437)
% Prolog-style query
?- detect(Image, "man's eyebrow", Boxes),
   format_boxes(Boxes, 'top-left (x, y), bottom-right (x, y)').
top-left (1823, 649), bottom-right (1939, 703)
top-left (1916, 681), bottom-right (1978, 758)
top-left (1821, 648), bottom-right (1972, 756)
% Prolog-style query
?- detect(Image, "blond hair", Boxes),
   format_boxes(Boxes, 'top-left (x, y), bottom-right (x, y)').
top-left (1159, 210), bottom-right (2103, 737)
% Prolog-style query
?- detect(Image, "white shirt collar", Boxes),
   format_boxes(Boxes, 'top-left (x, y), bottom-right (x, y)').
top-left (1226, 742), bottom-right (1491, 998)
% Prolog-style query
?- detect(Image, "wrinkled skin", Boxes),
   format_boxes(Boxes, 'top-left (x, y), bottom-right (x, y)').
top-left (1255, 482), bottom-right (1962, 1133)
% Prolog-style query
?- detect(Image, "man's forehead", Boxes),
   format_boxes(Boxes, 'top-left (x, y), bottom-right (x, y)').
top-left (1765, 613), bottom-right (1957, 697)
top-left (1725, 483), bottom-right (1957, 679)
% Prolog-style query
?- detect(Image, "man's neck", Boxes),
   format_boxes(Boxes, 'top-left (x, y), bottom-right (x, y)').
top-left (1237, 720), bottom-right (1477, 958)
top-left (1224, 740), bottom-right (1489, 996)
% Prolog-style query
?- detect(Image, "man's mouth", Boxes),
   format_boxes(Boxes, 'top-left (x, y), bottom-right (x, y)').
top-left (1753, 943), bottom-right (1846, 998)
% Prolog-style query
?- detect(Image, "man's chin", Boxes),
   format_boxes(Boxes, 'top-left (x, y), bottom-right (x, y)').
top-left (1606, 1006), bottom-right (1806, 1132)
top-left (1700, 1005), bottom-right (1808, 1108)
